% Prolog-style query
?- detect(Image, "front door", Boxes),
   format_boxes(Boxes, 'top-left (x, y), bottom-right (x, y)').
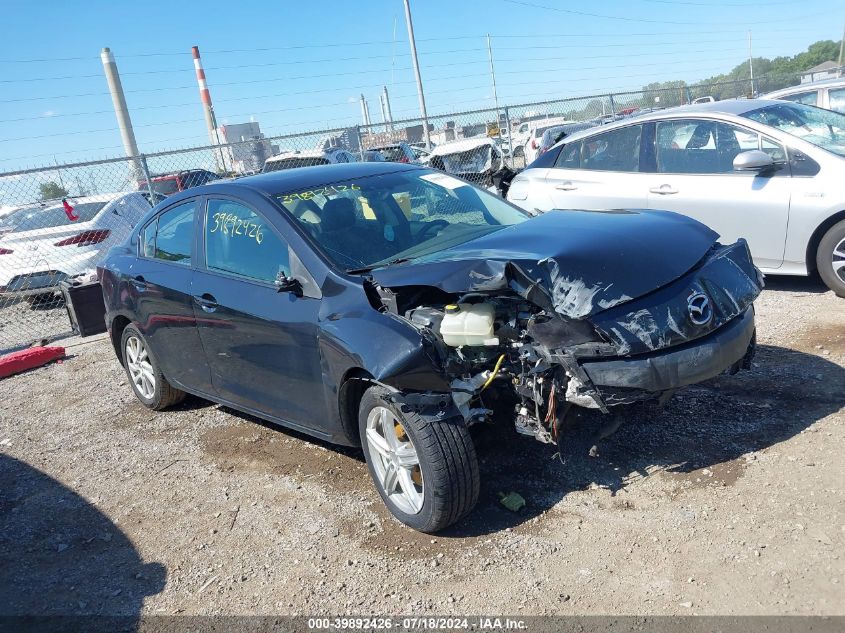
top-left (192, 197), bottom-right (327, 430)
top-left (646, 119), bottom-right (792, 270)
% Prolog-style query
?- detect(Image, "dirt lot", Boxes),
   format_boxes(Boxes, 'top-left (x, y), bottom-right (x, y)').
top-left (1, 276), bottom-right (843, 617)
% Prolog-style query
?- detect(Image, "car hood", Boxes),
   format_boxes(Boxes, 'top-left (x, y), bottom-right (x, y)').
top-left (370, 209), bottom-right (719, 319)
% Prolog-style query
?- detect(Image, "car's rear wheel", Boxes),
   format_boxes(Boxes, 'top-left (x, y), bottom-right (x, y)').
top-left (816, 219), bottom-right (845, 297)
top-left (358, 386), bottom-right (479, 533)
top-left (121, 325), bottom-right (185, 410)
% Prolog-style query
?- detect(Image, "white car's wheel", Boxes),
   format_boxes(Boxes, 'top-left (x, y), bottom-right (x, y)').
top-left (817, 219), bottom-right (845, 298)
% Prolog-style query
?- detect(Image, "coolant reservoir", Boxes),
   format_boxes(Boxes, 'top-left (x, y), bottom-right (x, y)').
top-left (440, 303), bottom-right (498, 347)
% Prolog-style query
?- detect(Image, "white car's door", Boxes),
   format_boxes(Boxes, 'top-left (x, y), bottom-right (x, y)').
top-left (646, 118), bottom-right (792, 270)
top-left (543, 124), bottom-right (650, 210)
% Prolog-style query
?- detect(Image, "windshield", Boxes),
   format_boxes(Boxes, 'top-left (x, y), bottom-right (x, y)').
top-left (435, 145), bottom-right (495, 174)
top-left (263, 157), bottom-right (330, 172)
top-left (741, 102), bottom-right (845, 157)
top-left (0, 201), bottom-right (107, 232)
top-left (149, 177), bottom-right (180, 196)
top-left (273, 169), bottom-right (528, 271)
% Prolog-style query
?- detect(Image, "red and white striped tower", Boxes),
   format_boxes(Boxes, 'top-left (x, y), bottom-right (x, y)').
top-left (192, 46), bottom-right (224, 170)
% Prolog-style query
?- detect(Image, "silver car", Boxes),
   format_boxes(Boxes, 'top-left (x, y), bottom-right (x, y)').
top-left (762, 78), bottom-right (845, 113)
top-left (507, 100), bottom-right (845, 296)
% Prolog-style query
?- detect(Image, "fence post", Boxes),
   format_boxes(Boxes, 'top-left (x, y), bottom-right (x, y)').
top-left (356, 126), bottom-right (365, 161)
top-left (139, 154), bottom-right (155, 202)
top-left (503, 106), bottom-right (513, 168)
top-left (608, 93), bottom-right (616, 117)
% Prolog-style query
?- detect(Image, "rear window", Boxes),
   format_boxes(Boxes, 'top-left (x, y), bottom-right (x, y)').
top-left (0, 201), bottom-right (107, 232)
top-left (374, 147), bottom-right (406, 162)
top-left (263, 157), bottom-right (330, 172)
top-left (149, 178), bottom-right (180, 196)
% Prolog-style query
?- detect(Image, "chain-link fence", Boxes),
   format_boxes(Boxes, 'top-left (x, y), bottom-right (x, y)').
top-left (0, 70), bottom-right (833, 351)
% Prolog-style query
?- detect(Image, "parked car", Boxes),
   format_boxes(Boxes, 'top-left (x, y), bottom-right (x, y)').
top-left (761, 78), bottom-right (845, 113)
top-left (425, 137), bottom-right (505, 188)
top-left (137, 169), bottom-right (219, 197)
top-left (367, 142), bottom-right (418, 164)
top-left (0, 192), bottom-right (153, 298)
top-left (99, 162), bottom-right (761, 532)
top-left (361, 150), bottom-right (386, 162)
top-left (262, 148), bottom-right (358, 173)
top-left (536, 122), bottom-right (598, 159)
top-left (507, 99), bottom-right (845, 296)
top-left (521, 116), bottom-right (571, 163)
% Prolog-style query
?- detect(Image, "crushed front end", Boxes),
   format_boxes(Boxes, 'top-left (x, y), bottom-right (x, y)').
top-left (370, 237), bottom-right (763, 444)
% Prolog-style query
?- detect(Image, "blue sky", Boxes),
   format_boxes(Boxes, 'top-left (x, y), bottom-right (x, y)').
top-left (0, 0), bottom-right (842, 171)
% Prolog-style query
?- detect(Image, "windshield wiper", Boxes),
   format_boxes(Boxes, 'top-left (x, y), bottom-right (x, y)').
top-left (346, 257), bottom-right (412, 275)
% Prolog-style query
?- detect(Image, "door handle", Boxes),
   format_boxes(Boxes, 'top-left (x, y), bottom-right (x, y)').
top-left (649, 184), bottom-right (678, 195)
top-left (193, 293), bottom-right (219, 313)
top-left (555, 182), bottom-right (578, 191)
top-left (130, 275), bottom-right (147, 291)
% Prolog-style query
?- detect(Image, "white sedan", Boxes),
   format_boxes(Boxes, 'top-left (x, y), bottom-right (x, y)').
top-left (507, 99), bottom-right (845, 296)
top-left (0, 192), bottom-right (153, 297)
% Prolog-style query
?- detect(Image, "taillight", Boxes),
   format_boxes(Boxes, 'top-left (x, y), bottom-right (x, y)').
top-left (0, 247), bottom-right (12, 255)
top-left (531, 138), bottom-right (538, 149)
top-left (54, 230), bottom-right (111, 247)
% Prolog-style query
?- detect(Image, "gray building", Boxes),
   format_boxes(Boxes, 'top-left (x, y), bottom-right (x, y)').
top-left (216, 121), bottom-right (278, 174)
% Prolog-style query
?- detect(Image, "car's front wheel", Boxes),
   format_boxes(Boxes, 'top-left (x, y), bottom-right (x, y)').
top-left (359, 386), bottom-right (480, 532)
top-left (121, 325), bottom-right (186, 410)
top-left (817, 219), bottom-right (845, 297)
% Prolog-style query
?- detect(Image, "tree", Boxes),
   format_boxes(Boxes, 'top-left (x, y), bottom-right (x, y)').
top-left (38, 181), bottom-right (68, 201)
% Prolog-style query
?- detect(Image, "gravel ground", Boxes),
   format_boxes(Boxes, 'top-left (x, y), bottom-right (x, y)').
top-left (0, 276), bottom-right (843, 617)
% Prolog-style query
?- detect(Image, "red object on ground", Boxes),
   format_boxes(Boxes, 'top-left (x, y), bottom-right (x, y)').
top-left (0, 346), bottom-right (66, 379)
top-left (62, 199), bottom-right (79, 221)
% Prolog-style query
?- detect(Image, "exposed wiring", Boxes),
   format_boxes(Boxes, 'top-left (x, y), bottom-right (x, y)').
top-left (481, 354), bottom-right (506, 392)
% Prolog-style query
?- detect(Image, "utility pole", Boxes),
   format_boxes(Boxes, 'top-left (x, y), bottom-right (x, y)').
top-left (403, 0), bottom-right (431, 149)
top-left (191, 46), bottom-right (226, 173)
top-left (487, 34), bottom-right (501, 134)
top-left (747, 30), bottom-right (755, 96)
top-left (382, 86), bottom-right (394, 130)
top-left (839, 24), bottom-right (844, 77)
top-left (100, 48), bottom-right (141, 178)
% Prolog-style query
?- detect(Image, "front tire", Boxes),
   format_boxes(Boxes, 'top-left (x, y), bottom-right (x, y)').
top-left (816, 219), bottom-right (845, 297)
top-left (358, 386), bottom-right (480, 533)
top-left (120, 325), bottom-right (186, 410)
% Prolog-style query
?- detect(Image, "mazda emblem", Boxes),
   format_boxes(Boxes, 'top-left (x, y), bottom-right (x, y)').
top-left (687, 292), bottom-right (712, 326)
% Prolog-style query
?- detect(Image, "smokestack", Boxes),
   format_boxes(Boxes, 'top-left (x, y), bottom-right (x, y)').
top-left (379, 93), bottom-right (389, 127)
top-left (192, 46), bottom-right (224, 171)
top-left (382, 86), bottom-right (393, 129)
top-left (360, 94), bottom-right (369, 126)
top-left (100, 48), bottom-right (141, 174)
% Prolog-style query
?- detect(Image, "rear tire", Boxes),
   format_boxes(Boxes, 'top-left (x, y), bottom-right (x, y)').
top-left (120, 325), bottom-right (185, 410)
top-left (816, 219), bottom-right (845, 297)
top-left (358, 386), bottom-right (480, 533)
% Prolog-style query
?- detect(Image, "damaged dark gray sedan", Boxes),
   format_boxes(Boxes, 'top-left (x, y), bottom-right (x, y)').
top-left (99, 162), bottom-right (762, 532)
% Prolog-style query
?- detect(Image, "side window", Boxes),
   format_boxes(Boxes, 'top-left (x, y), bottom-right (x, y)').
top-left (780, 91), bottom-right (819, 106)
top-left (554, 141), bottom-right (582, 169)
top-left (581, 125), bottom-right (642, 172)
top-left (140, 219), bottom-right (157, 258)
top-left (205, 199), bottom-right (290, 283)
top-left (760, 136), bottom-right (787, 163)
top-left (334, 152), bottom-right (347, 163)
top-left (829, 88), bottom-right (845, 113)
top-left (656, 120), bottom-right (767, 174)
top-left (153, 202), bottom-right (195, 264)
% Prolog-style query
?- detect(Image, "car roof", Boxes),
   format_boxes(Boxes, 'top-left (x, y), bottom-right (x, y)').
top-left (429, 137), bottom-right (496, 155)
top-left (764, 77), bottom-right (845, 95)
top-left (199, 162), bottom-right (421, 197)
top-left (265, 148), bottom-right (342, 161)
top-left (550, 99), bottom-right (786, 146)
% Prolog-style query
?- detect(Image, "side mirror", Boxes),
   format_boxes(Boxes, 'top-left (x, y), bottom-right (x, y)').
top-left (733, 150), bottom-right (775, 172)
top-left (274, 273), bottom-right (302, 296)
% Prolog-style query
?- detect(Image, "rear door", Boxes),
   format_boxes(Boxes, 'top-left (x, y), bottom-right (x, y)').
top-left (543, 124), bottom-right (650, 210)
top-left (191, 195), bottom-right (327, 430)
top-left (645, 118), bottom-right (792, 269)
top-left (131, 198), bottom-right (212, 392)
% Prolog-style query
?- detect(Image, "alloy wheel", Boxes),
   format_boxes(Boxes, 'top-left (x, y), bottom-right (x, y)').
top-left (833, 236), bottom-right (845, 283)
top-left (125, 335), bottom-right (156, 400)
top-left (365, 406), bottom-right (424, 515)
